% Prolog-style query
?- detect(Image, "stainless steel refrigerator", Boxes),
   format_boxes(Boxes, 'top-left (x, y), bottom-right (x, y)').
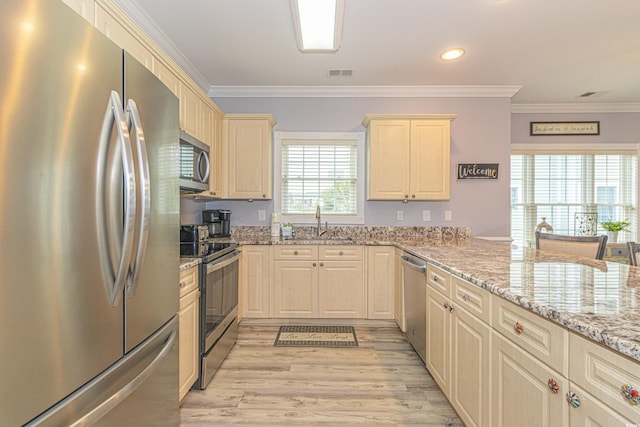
top-left (0, 0), bottom-right (180, 425)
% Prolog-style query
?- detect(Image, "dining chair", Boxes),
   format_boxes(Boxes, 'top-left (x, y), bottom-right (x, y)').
top-left (627, 242), bottom-right (640, 266)
top-left (535, 231), bottom-right (608, 260)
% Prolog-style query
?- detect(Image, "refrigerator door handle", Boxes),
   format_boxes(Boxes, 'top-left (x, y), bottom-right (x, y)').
top-left (68, 328), bottom-right (177, 427)
top-left (97, 90), bottom-right (137, 307)
top-left (125, 99), bottom-right (151, 297)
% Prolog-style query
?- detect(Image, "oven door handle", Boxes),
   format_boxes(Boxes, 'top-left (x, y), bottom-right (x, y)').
top-left (207, 250), bottom-right (241, 273)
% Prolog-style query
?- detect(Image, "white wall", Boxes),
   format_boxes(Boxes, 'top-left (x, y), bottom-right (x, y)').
top-left (205, 96), bottom-right (513, 237)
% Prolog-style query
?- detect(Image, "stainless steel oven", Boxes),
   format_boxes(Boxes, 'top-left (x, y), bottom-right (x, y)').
top-left (198, 245), bottom-right (240, 389)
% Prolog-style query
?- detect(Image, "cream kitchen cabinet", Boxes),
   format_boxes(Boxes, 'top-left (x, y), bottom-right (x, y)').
top-left (363, 114), bottom-right (456, 201)
top-left (208, 109), bottom-right (225, 198)
top-left (61, 0), bottom-right (94, 22)
top-left (568, 332), bottom-right (639, 424)
top-left (94, 3), bottom-right (154, 71)
top-left (178, 265), bottom-right (199, 403)
top-left (394, 248), bottom-right (405, 331)
top-left (272, 245), bottom-right (365, 318)
top-left (366, 246), bottom-right (395, 319)
top-left (492, 331), bottom-right (569, 427)
top-left (426, 266), bottom-right (491, 427)
top-left (223, 114), bottom-right (275, 200)
top-left (240, 245), bottom-right (272, 319)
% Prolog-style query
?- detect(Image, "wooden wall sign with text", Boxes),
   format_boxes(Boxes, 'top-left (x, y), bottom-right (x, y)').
top-left (530, 121), bottom-right (600, 136)
top-left (457, 163), bottom-right (499, 180)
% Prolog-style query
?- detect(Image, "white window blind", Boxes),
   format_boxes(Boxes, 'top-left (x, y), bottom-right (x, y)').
top-left (511, 152), bottom-right (637, 248)
top-left (281, 139), bottom-right (357, 215)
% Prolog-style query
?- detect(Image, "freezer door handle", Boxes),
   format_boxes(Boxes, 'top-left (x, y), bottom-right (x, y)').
top-left (97, 91), bottom-right (137, 306)
top-left (401, 255), bottom-right (427, 273)
top-left (125, 99), bottom-right (151, 298)
top-left (69, 328), bottom-right (177, 427)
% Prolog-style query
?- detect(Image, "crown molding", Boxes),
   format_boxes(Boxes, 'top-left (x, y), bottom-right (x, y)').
top-left (511, 103), bottom-right (640, 113)
top-left (208, 85), bottom-right (522, 98)
top-left (113, 0), bottom-right (210, 91)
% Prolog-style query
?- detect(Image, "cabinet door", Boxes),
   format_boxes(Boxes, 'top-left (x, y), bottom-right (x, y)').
top-left (200, 103), bottom-right (214, 147)
top-left (178, 289), bottom-right (199, 403)
top-left (273, 261), bottom-right (318, 317)
top-left (567, 383), bottom-right (633, 427)
top-left (491, 331), bottom-right (569, 427)
top-left (240, 246), bottom-right (271, 318)
top-left (180, 85), bottom-right (200, 139)
top-left (153, 60), bottom-right (181, 99)
top-left (451, 306), bottom-right (491, 427)
top-left (318, 261), bottom-right (365, 318)
top-left (367, 120), bottom-right (411, 200)
top-left (426, 287), bottom-right (452, 395)
top-left (366, 246), bottom-right (395, 319)
top-left (394, 248), bottom-right (405, 331)
top-left (226, 119), bottom-right (272, 199)
top-left (410, 120), bottom-right (450, 200)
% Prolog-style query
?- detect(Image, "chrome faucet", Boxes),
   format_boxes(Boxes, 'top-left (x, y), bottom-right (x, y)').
top-left (316, 205), bottom-right (328, 237)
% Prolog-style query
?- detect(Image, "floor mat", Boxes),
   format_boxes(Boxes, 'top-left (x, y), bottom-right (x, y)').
top-left (273, 325), bottom-right (358, 347)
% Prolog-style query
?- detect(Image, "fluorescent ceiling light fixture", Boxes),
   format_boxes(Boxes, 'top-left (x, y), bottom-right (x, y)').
top-left (440, 48), bottom-right (465, 61)
top-left (290, 0), bottom-right (344, 52)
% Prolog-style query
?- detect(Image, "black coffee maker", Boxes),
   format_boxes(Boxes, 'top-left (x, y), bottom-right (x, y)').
top-left (202, 209), bottom-right (231, 238)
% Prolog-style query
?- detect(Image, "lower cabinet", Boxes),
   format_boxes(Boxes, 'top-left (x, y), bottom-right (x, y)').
top-left (272, 245), bottom-right (365, 318)
top-left (426, 286), bottom-right (452, 394)
top-left (491, 331), bottom-right (569, 426)
top-left (366, 246), bottom-right (395, 319)
top-left (178, 266), bottom-right (200, 403)
top-left (240, 245), bottom-right (272, 318)
top-left (394, 248), bottom-right (405, 331)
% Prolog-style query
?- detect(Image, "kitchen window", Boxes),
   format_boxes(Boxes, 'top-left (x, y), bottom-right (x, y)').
top-left (511, 148), bottom-right (637, 249)
top-left (274, 131), bottom-right (365, 224)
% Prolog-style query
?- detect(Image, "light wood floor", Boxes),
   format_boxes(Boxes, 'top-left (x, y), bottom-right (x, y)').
top-left (180, 320), bottom-right (463, 426)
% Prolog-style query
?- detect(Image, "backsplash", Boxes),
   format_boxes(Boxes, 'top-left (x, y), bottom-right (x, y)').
top-left (230, 225), bottom-right (472, 245)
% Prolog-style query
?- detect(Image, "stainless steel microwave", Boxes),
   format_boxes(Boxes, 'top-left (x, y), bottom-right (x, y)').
top-left (179, 130), bottom-right (210, 192)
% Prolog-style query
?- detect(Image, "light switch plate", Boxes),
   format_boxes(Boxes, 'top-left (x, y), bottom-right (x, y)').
top-left (258, 210), bottom-right (266, 221)
top-left (444, 210), bottom-right (452, 221)
top-left (423, 210), bottom-right (431, 221)
top-left (397, 210), bottom-right (404, 221)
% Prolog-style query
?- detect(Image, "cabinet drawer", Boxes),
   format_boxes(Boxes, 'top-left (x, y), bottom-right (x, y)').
top-left (569, 332), bottom-right (640, 422)
top-left (492, 295), bottom-right (568, 375)
top-left (567, 383), bottom-right (633, 426)
top-left (273, 245), bottom-right (318, 260)
top-left (319, 245), bottom-right (363, 261)
top-left (452, 277), bottom-right (491, 325)
top-left (179, 266), bottom-right (198, 298)
top-left (427, 264), bottom-right (451, 296)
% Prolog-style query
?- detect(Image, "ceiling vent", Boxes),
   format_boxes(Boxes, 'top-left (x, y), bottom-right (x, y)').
top-left (328, 69), bottom-right (354, 77)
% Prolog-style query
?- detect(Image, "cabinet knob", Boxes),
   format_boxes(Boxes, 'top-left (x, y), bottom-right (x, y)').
top-left (462, 293), bottom-right (469, 301)
top-left (212, 192), bottom-right (216, 196)
top-left (621, 384), bottom-right (640, 405)
top-left (179, 281), bottom-right (186, 288)
top-left (514, 322), bottom-right (524, 335)
top-left (566, 391), bottom-right (581, 408)
top-left (197, 290), bottom-right (202, 298)
top-left (262, 194), bottom-right (266, 198)
top-left (404, 194), bottom-right (409, 199)
top-left (339, 251), bottom-right (344, 255)
top-left (313, 263), bottom-right (317, 267)
top-left (548, 378), bottom-right (559, 394)
top-left (411, 194), bottom-right (415, 198)
top-left (320, 262), bottom-right (324, 267)
top-left (294, 250), bottom-right (299, 255)
top-left (432, 275), bottom-right (439, 281)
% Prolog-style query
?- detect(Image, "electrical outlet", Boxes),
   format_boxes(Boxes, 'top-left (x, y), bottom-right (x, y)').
top-left (444, 210), bottom-right (452, 221)
top-left (258, 210), bottom-right (266, 221)
top-left (423, 210), bottom-right (431, 221)
top-left (397, 210), bottom-right (404, 221)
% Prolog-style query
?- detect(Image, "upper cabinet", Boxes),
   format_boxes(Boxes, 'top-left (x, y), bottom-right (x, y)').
top-left (363, 114), bottom-right (456, 201)
top-left (223, 114), bottom-right (275, 200)
top-left (60, 0), bottom-right (94, 22)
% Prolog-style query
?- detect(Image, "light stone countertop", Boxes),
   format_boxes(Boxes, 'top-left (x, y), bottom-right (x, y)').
top-left (221, 229), bottom-right (640, 362)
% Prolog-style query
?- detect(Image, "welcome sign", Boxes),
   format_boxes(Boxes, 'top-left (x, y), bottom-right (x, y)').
top-left (457, 163), bottom-right (499, 180)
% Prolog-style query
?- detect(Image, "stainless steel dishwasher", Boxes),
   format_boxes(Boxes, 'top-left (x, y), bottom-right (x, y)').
top-left (401, 253), bottom-right (428, 363)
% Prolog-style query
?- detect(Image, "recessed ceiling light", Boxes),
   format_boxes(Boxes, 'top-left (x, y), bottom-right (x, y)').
top-left (290, 0), bottom-right (345, 53)
top-left (440, 48), bottom-right (465, 61)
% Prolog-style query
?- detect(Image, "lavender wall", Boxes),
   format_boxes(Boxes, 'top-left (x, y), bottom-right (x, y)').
top-left (198, 96), bottom-right (513, 237)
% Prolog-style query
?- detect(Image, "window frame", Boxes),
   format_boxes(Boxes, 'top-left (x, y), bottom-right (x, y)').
top-left (274, 131), bottom-right (366, 224)
top-left (510, 143), bottom-right (639, 248)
